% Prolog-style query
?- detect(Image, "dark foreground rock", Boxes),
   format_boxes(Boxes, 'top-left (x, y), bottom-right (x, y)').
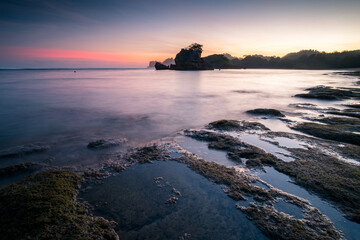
top-left (294, 86), bottom-right (360, 100)
top-left (0, 143), bottom-right (49, 158)
top-left (0, 170), bottom-right (118, 240)
top-left (246, 108), bottom-right (285, 117)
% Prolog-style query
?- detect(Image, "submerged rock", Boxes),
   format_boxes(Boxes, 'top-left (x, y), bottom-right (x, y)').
top-left (87, 138), bottom-right (127, 149)
top-left (165, 196), bottom-right (178, 204)
top-left (0, 170), bottom-right (118, 239)
top-left (0, 162), bottom-right (37, 178)
top-left (246, 108), bottom-right (285, 117)
top-left (0, 143), bottom-right (49, 158)
top-left (172, 187), bottom-right (181, 196)
top-left (294, 85), bottom-right (360, 100)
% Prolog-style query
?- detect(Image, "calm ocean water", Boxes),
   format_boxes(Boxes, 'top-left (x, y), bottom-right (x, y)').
top-left (0, 68), bottom-right (357, 168)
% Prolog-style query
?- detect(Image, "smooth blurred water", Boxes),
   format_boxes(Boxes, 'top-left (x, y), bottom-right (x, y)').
top-left (79, 161), bottom-right (268, 240)
top-left (0, 68), bottom-right (357, 168)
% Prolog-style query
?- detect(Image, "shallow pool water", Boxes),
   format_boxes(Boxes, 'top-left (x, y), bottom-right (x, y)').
top-left (255, 166), bottom-right (360, 240)
top-left (79, 161), bottom-right (268, 240)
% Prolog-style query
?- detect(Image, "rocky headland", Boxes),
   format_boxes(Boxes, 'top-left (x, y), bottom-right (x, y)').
top-left (155, 43), bottom-right (214, 71)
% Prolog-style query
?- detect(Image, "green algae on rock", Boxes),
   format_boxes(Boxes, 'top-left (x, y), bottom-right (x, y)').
top-left (0, 170), bottom-right (118, 240)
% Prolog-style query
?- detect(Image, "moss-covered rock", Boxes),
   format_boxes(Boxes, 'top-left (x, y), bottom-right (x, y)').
top-left (263, 130), bottom-right (360, 223)
top-left (0, 170), bottom-right (118, 240)
top-left (291, 122), bottom-right (360, 146)
top-left (126, 145), bottom-right (168, 163)
top-left (274, 150), bottom-right (360, 223)
top-left (207, 120), bottom-right (269, 131)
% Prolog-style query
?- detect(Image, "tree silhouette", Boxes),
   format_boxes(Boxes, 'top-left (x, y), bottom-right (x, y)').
top-left (186, 43), bottom-right (203, 52)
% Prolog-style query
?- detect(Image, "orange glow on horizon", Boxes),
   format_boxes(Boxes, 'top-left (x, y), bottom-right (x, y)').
top-left (1, 46), bottom-right (161, 66)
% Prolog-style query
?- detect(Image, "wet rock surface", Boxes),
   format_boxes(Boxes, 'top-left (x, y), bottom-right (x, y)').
top-left (207, 119), bottom-right (269, 131)
top-left (292, 122), bottom-right (360, 146)
top-left (246, 108), bottom-right (285, 117)
top-left (183, 117), bottom-right (360, 225)
top-left (294, 85), bottom-right (360, 100)
top-left (327, 108), bottom-right (360, 118)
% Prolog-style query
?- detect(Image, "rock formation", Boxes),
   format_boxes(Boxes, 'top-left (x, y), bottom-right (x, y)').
top-left (155, 43), bottom-right (214, 71)
top-left (148, 58), bottom-right (174, 68)
top-left (154, 62), bottom-right (169, 70)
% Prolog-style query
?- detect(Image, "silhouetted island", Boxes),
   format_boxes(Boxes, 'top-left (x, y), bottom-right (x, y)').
top-left (155, 43), bottom-right (214, 70)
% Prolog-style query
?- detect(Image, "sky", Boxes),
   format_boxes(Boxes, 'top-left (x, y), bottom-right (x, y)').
top-left (0, 0), bottom-right (360, 68)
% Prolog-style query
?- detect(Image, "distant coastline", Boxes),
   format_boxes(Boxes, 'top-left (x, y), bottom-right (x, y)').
top-left (151, 48), bottom-right (360, 70)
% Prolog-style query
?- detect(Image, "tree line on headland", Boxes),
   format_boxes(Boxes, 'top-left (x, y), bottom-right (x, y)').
top-left (204, 49), bottom-right (360, 69)
top-left (151, 43), bottom-right (360, 69)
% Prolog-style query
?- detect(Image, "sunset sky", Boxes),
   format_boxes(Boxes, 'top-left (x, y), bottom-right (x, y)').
top-left (1, 0), bottom-right (360, 68)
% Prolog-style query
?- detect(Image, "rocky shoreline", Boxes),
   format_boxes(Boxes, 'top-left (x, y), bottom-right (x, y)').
top-left (1, 70), bottom-right (360, 239)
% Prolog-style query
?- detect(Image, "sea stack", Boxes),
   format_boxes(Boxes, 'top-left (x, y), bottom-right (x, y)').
top-left (155, 43), bottom-right (214, 71)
